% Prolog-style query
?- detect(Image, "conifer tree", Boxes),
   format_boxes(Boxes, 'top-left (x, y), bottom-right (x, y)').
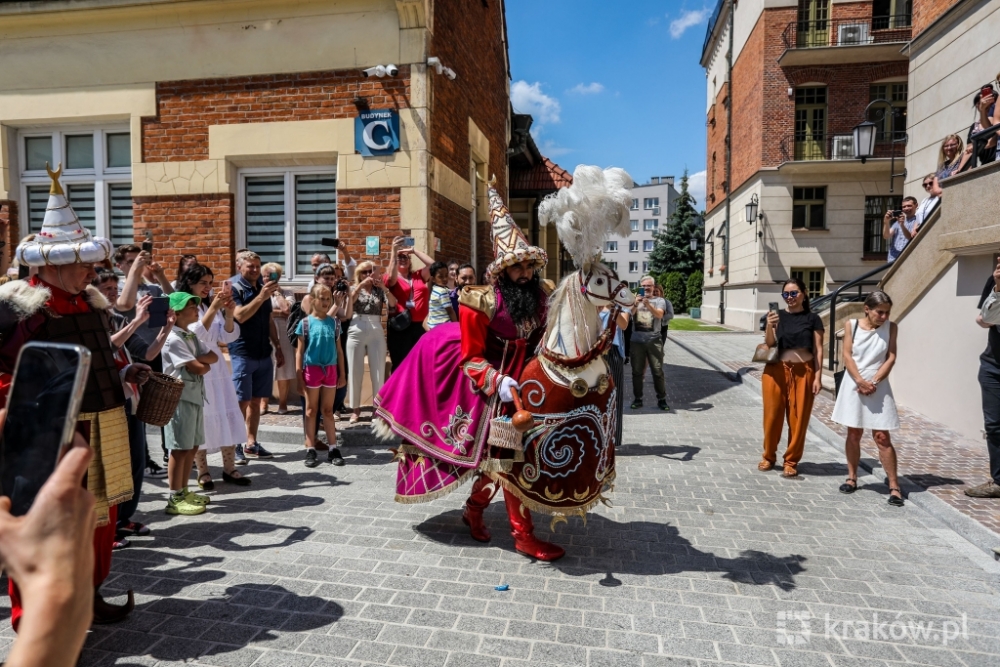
top-left (647, 170), bottom-right (704, 275)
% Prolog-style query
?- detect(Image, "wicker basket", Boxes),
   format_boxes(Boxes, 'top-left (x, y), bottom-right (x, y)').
top-left (135, 372), bottom-right (185, 427)
top-left (488, 416), bottom-right (524, 450)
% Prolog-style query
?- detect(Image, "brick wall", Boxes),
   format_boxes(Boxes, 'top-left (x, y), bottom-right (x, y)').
top-left (133, 194), bottom-right (234, 281)
top-left (705, 83), bottom-right (728, 214)
top-left (336, 189), bottom-right (402, 268)
top-left (913, 0), bottom-right (962, 36)
top-left (731, 13), bottom-right (767, 204)
top-left (0, 200), bottom-right (18, 271)
top-left (430, 0), bottom-right (509, 270)
top-left (143, 68), bottom-right (411, 162)
top-left (430, 191), bottom-right (472, 265)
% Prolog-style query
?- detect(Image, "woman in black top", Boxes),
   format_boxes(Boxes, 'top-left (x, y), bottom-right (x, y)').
top-left (760, 278), bottom-right (825, 477)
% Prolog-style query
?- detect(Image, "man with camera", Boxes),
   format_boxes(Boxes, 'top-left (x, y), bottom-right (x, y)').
top-left (882, 197), bottom-right (921, 263)
top-left (630, 275), bottom-right (669, 411)
top-left (229, 250), bottom-right (285, 461)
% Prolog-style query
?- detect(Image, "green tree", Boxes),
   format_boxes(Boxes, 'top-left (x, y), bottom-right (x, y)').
top-left (686, 271), bottom-right (704, 311)
top-left (660, 272), bottom-right (687, 313)
top-left (647, 169), bottom-right (704, 275)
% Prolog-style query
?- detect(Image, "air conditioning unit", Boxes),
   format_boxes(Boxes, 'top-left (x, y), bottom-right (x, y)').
top-left (837, 23), bottom-right (870, 45)
top-left (831, 135), bottom-right (855, 160)
top-left (652, 207), bottom-right (661, 216)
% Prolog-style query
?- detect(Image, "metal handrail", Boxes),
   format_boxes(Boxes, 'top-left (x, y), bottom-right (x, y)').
top-left (967, 123), bottom-right (1000, 170)
top-left (779, 131), bottom-right (905, 163)
top-left (826, 262), bottom-right (892, 370)
top-left (781, 14), bottom-right (912, 50)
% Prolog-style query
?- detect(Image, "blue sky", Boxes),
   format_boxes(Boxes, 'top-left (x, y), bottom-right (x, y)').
top-left (506, 0), bottom-right (712, 209)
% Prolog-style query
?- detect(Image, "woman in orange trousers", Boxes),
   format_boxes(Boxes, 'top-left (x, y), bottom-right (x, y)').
top-left (760, 278), bottom-right (825, 477)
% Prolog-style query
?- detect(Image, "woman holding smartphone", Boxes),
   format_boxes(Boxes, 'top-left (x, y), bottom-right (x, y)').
top-left (760, 278), bottom-right (825, 477)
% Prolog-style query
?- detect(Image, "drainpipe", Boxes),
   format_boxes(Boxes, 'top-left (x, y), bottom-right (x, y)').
top-left (720, 0), bottom-right (734, 325)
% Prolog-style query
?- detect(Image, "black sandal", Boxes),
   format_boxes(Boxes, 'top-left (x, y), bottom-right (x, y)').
top-left (839, 478), bottom-right (857, 494)
top-left (888, 488), bottom-right (904, 506)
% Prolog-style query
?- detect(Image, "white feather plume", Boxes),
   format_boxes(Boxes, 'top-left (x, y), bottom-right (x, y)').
top-left (538, 165), bottom-right (634, 269)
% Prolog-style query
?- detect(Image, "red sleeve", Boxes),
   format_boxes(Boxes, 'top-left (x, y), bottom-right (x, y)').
top-left (459, 306), bottom-right (501, 396)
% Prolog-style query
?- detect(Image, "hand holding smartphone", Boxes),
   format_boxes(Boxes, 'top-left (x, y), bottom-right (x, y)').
top-left (147, 296), bottom-right (169, 329)
top-left (0, 343), bottom-right (91, 516)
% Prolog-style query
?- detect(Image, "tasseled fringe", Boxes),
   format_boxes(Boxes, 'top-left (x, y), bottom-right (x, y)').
top-left (488, 472), bottom-right (617, 532)
top-left (372, 417), bottom-right (397, 442)
top-left (393, 467), bottom-right (477, 504)
top-left (477, 457), bottom-right (515, 473)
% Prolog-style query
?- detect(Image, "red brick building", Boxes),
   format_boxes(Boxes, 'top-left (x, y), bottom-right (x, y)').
top-left (0, 0), bottom-right (512, 284)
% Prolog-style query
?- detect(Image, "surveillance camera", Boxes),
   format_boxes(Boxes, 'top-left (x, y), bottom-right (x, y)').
top-left (426, 57), bottom-right (444, 75)
top-left (362, 65), bottom-right (386, 78)
top-left (443, 67), bottom-right (457, 80)
top-left (385, 64), bottom-right (399, 77)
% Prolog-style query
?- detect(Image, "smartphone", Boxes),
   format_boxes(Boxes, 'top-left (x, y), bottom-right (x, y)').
top-left (982, 86), bottom-right (995, 99)
top-left (320, 237), bottom-right (340, 248)
top-left (769, 302), bottom-right (780, 312)
top-left (403, 237), bottom-right (415, 248)
top-left (222, 280), bottom-right (232, 298)
top-left (268, 272), bottom-right (280, 283)
top-left (637, 287), bottom-right (645, 297)
top-left (147, 295), bottom-right (169, 328)
top-left (141, 231), bottom-right (154, 254)
top-left (0, 342), bottom-right (91, 516)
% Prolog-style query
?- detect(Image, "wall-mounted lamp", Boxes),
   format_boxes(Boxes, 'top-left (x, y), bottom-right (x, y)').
top-left (746, 193), bottom-right (764, 238)
top-left (690, 238), bottom-right (699, 252)
top-left (852, 98), bottom-right (907, 193)
top-left (426, 57), bottom-right (457, 80)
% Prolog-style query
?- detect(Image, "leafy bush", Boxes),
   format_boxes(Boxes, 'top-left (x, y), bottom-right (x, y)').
top-left (660, 272), bottom-right (687, 313)
top-left (686, 272), bottom-right (704, 311)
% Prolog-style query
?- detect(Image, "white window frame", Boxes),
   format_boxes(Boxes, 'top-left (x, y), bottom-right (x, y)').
top-left (605, 261), bottom-right (617, 271)
top-left (605, 241), bottom-right (618, 252)
top-left (630, 220), bottom-right (639, 231)
top-left (643, 240), bottom-right (654, 252)
top-left (628, 261), bottom-right (639, 273)
top-left (630, 199), bottom-right (639, 210)
top-left (643, 219), bottom-right (658, 231)
top-left (642, 261), bottom-right (649, 272)
top-left (629, 240), bottom-right (639, 252)
top-left (18, 125), bottom-right (132, 242)
top-left (643, 197), bottom-right (659, 209)
top-left (236, 166), bottom-right (338, 284)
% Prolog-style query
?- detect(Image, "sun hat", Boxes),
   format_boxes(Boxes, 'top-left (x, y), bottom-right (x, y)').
top-left (168, 292), bottom-right (201, 311)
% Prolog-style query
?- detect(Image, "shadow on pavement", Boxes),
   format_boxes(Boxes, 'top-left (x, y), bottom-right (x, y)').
top-left (617, 443), bottom-right (700, 462)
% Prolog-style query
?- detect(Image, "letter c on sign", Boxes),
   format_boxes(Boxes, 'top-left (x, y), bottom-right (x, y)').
top-left (363, 120), bottom-right (392, 150)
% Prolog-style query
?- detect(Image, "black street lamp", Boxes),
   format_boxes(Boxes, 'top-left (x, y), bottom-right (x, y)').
top-left (745, 193), bottom-right (762, 224)
top-left (852, 98), bottom-right (907, 192)
top-left (690, 238), bottom-right (699, 252)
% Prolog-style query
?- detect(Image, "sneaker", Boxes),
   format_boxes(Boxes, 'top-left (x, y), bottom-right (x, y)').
top-left (964, 480), bottom-right (1000, 498)
top-left (234, 444), bottom-right (249, 465)
top-left (630, 400), bottom-right (643, 410)
top-left (184, 489), bottom-right (211, 505)
top-left (112, 535), bottom-right (131, 550)
top-left (243, 444), bottom-right (273, 459)
top-left (328, 447), bottom-right (345, 466)
top-left (304, 449), bottom-right (319, 468)
top-left (144, 461), bottom-right (167, 478)
top-left (165, 495), bottom-right (206, 516)
top-left (657, 400), bottom-right (671, 411)
top-left (117, 521), bottom-right (150, 537)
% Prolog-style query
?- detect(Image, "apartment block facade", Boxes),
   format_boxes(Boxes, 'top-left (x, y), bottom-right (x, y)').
top-left (0, 0), bottom-right (510, 285)
top-left (602, 177), bottom-right (679, 287)
top-left (700, 0), bottom-right (913, 329)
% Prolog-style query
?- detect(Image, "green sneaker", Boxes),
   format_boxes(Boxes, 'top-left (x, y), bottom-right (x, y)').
top-left (184, 489), bottom-right (210, 505)
top-left (166, 495), bottom-right (206, 516)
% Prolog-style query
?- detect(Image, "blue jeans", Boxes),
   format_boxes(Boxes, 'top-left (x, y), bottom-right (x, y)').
top-left (979, 356), bottom-right (1000, 484)
top-left (117, 400), bottom-right (146, 527)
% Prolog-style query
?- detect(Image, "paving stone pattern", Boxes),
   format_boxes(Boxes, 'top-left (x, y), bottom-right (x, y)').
top-left (676, 331), bottom-right (1000, 537)
top-left (3, 337), bottom-right (1000, 666)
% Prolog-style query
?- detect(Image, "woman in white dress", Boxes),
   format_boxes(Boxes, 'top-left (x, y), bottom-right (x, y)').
top-left (262, 262), bottom-right (297, 414)
top-left (831, 291), bottom-right (902, 506)
top-left (176, 265), bottom-right (252, 489)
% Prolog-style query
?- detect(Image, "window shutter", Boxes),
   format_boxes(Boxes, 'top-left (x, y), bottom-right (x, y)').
top-left (108, 183), bottom-right (134, 247)
top-left (26, 186), bottom-right (48, 235)
top-left (245, 176), bottom-right (287, 267)
top-left (294, 174), bottom-right (337, 276)
top-left (67, 184), bottom-right (97, 237)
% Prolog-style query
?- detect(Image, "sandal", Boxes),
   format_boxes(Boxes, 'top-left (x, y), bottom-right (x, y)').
top-left (222, 470), bottom-right (252, 486)
top-left (839, 478), bottom-right (858, 494)
top-left (197, 473), bottom-right (215, 491)
top-left (782, 465), bottom-right (798, 478)
top-left (757, 460), bottom-right (774, 471)
top-left (350, 413), bottom-right (360, 424)
top-left (888, 488), bottom-right (905, 507)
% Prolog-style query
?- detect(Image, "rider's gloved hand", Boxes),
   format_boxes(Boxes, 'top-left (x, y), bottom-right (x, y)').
top-left (498, 376), bottom-right (520, 403)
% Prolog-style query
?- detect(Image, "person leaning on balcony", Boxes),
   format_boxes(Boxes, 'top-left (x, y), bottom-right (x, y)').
top-left (759, 278), bottom-right (825, 478)
top-left (936, 134), bottom-right (970, 181)
top-left (883, 197), bottom-right (920, 263)
top-left (916, 174), bottom-right (942, 227)
top-left (960, 87), bottom-right (999, 171)
top-left (831, 291), bottom-right (903, 506)
top-left (967, 255), bottom-right (1000, 498)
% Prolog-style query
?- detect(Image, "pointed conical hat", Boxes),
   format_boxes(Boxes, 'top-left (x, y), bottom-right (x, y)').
top-left (16, 164), bottom-right (113, 267)
top-left (485, 182), bottom-right (547, 279)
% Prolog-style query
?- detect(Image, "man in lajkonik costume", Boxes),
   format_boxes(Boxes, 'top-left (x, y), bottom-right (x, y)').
top-left (0, 165), bottom-right (140, 626)
top-left (374, 184), bottom-right (566, 560)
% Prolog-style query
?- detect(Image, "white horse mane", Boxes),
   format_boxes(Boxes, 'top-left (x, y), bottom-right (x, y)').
top-left (538, 165), bottom-right (634, 271)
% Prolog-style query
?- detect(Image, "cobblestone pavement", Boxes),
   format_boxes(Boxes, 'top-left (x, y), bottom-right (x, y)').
top-left (671, 331), bottom-right (1000, 537)
top-left (4, 337), bottom-right (1000, 667)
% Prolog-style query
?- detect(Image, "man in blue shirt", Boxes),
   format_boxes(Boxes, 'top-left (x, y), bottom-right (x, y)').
top-left (230, 250), bottom-right (284, 460)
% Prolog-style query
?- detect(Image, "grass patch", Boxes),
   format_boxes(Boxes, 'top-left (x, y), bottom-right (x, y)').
top-left (668, 316), bottom-right (729, 332)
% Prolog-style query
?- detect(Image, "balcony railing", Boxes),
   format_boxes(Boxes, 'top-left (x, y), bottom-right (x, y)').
top-left (780, 132), bottom-right (905, 163)
top-left (781, 15), bottom-right (912, 50)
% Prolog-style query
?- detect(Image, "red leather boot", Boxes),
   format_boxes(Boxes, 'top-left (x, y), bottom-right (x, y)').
top-left (463, 474), bottom-right (498, 542)
top-left (503, 491), bottom-right (565, 561)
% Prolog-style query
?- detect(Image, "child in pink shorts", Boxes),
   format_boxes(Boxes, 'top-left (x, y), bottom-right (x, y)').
top-left (295, 284), bottom-right (348, 467)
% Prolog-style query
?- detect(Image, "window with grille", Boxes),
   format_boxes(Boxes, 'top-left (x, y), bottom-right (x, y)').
top-left (868, 83), bottom-right (908, 141)
top-left (863, 195), bottom-right (900, 258)
top-left (241, 169), bottom-right (337, 282)
top-left (643, 219), bottom-right (658, 231)
top-left (791, 268), bottom-right (825, 298)
top-left (605, 241), bottom-right (618, 252)
top-left (19, 128), bottom-right (132, 243)
top-left (792, 187), bottom-right (826, 229)
top-left (629, 240), bottom-right (639, 252)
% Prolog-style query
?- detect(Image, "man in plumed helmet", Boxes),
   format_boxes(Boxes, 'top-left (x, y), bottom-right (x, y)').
top-left (0, 165), bottom-right (149, 627)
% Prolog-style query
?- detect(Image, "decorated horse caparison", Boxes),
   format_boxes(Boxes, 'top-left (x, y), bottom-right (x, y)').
top-left (374, 165), bottom-right (636, 560)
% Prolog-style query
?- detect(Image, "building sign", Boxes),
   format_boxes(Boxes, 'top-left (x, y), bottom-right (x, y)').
top-left (365, 236), bottom-right (380, 256)
top-left (355, 110), bottom-right (400, 156)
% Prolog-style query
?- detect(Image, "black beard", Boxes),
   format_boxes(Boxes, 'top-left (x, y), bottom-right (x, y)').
top-left (497, 274), bottom-right (541, 325)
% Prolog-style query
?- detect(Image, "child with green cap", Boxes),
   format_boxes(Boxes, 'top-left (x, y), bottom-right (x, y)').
top-left (162, 291), bottom-right (219, 515)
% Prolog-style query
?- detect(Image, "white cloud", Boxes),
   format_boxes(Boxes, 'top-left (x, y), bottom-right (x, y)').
top-left (511, 80), bottom-right (561, 126)
top-left (569, 82), bottom-right (605, 95)
top-left (538, 139), bottom-right (573, 158)
top-left (687, 170), bottom-right (707, 208)
top-left (669, 7), bottom-right (712, 39)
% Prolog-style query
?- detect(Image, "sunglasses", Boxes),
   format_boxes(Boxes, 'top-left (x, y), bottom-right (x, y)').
top-left (922, 181), bottom-right (933, 189)
top-left (781, 291), bottom-right (800, 299)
